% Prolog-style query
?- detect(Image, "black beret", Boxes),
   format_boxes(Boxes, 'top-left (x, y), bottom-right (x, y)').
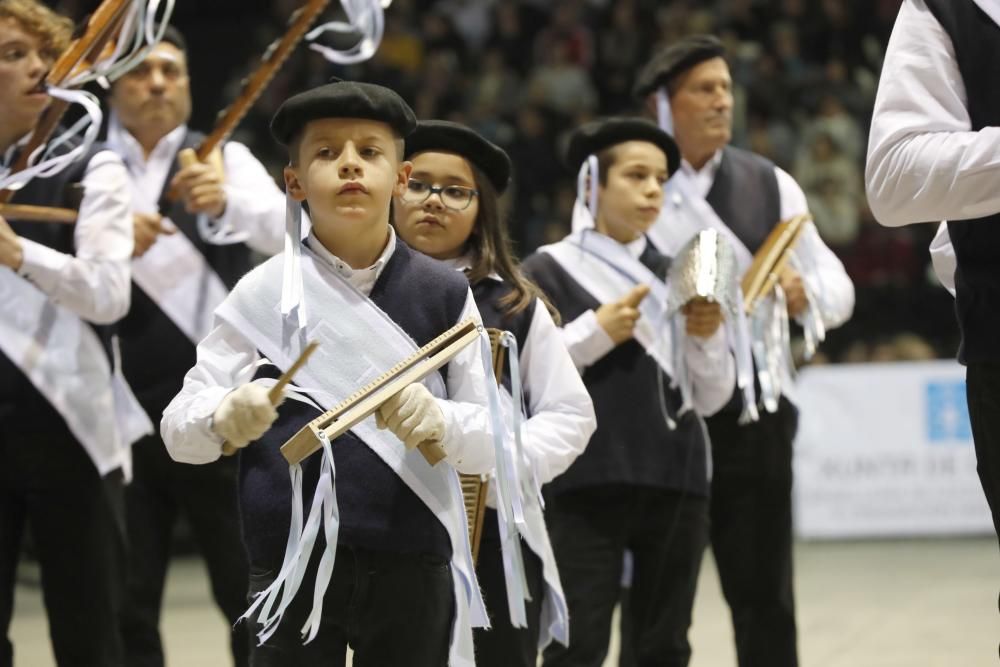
top-left (404, 121), bottom-right (512, 194)
top-left (632, 35), bottom-right (726, 99)
top-left (566, 118), bottom-right (681, 177)
top-left (270, 80), bottom-right (417, 145)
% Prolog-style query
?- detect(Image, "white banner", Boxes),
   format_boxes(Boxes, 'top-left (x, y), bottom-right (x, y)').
top-left (793, 360), bottom-right (993, 539)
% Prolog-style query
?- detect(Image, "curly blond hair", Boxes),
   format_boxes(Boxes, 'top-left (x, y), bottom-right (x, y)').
top-left (0, 0), bottom-right (73, 61)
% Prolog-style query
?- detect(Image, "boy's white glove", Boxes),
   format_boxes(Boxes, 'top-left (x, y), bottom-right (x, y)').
top-left (376, 383), bottom-right (446, 450)
top-left (212, 383), bottom-right (279, 449)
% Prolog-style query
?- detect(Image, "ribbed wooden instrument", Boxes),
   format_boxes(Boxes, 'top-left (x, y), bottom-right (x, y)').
top-left (280, 319), bottom-right (481, 466)
top-left (741, 214), bottom-right (810, 314)
top-left (461, 328), bottom-right (505, 563)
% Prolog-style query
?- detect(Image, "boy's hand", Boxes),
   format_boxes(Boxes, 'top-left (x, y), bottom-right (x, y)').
top-left (212, 383), bottom-right (278, 449)
top-left (376, 383), bottom-right (445, 450)
top-left (596, 284), bottom-right (650, 345)
top-left (683, 298), bottom-right (724, 339)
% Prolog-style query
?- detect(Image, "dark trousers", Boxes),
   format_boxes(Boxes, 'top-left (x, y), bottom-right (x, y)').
top-left (474, 509), bottom-right (545, 667)
top-left (705, 398), bottom-right (799, 667)
top-left (248, 545), bottom-right (455, 667)
top-left (119, 434), bottom-right (250, 667)
top-left (966, 364), bottom-right (1000, 543)
top-left (541, 486), bottom-right (709, 667)
top-left (0, 406), bottom-right (125, 667)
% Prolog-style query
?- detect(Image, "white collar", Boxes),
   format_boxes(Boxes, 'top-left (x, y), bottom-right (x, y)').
top-left (107, 112), bottom-right (187, 169)
top-left (306, 225), bottom-right (397, 280)
top-left (680, 149), bottom-right (723, 180)
top-left (439, 253), bottom-right (503, 282)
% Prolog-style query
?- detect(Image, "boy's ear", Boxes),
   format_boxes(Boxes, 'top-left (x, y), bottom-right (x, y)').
top-left (283, 165), bottom-right (307, 202)
top-left (393, 160), bottom-right (413, 198)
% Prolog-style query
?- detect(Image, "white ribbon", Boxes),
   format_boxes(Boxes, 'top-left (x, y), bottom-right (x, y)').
top-left (0, 87), bottom-right (102, 192)
top-left (655, 88), bottom-right (674, 135)
top-left (306, 0), bottom-right (393, 65)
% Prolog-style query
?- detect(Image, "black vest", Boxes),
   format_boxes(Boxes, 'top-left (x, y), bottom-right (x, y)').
top-left (238, 240), bottom-right (470, 569)
top-left (924, 0), bottom-right (1000, 364)
top-left (0, 141), bottom-right (112, 414)
top-left (470, 276), bottom-right (536, 396)
top-left (116, 130), bottom-right (255, 418)
top-left (705, 146), bottom-right (782, 254)
top-left (521, 241), bottom-right (710, 498)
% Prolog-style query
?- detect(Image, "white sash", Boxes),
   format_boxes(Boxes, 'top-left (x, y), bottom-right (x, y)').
top-left (215, 249), bottom-right (485, 666)
top-left (539, 231), bottom-right (675, 378)
top-left (0, 269), bottom-right (152, 477)
top-left (973, 0), bottom-right (1000, 27)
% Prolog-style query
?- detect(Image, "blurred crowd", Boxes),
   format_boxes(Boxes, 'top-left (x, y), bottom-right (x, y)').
top-left (56, 0), bottom-right (961, 363)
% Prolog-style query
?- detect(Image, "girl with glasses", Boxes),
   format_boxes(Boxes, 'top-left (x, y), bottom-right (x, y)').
top-left (393, 120), bottom-right (596, 667)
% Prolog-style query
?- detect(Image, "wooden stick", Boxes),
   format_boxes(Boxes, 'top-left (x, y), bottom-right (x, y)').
top-left (221, 341), bottom-right (319, 456)
top-left (0, 203), bottom-right (77, 224)
top-left (741, 214), bottom-right (810, 314)
top-left (280, 320), bottom-right (481, 466)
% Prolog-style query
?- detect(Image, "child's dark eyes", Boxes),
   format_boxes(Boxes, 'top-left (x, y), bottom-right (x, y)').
top-left (360, 147), bottom-right (381, 158)
top-left (316, 147), bottom-right (334, 158)
top-left (1, 47), bottom-right (27, 62)
top-left (443, 186), bottom-right (467, 198)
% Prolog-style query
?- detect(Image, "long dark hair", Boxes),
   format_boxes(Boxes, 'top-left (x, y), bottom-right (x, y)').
top-left (465, 164), bottom-right (559, 323)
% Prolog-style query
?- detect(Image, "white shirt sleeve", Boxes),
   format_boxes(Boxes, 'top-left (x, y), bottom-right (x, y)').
top-left (686, 328), bottom-right (736, 417)
top-left (437, 289), bottom-right (498, 475)
top-left (160, 317), bottom-right (262, 464)
top-left (518, 300), bottom-right (596, 484)
top-left (16, 150), bottom-right (133, 324)
top-left (776, 166), bottom-right (856, 330)
top-left (865, 0), bottom-right (1000, 227)
top-left (560, 309), bottom-right (617, 372)
top-left (929, 221), bottom-right (957, 295)
top-left (214, 141), bottom-right (287, 256)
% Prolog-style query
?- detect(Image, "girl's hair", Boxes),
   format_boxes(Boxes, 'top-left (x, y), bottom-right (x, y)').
top-left (465, 163), bottom-right (560, 323)
top-left (0, 0), bottom-right (73, 62)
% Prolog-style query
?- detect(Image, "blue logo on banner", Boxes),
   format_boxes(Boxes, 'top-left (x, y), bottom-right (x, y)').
top-left (926, 381), bottom-right (972, 443)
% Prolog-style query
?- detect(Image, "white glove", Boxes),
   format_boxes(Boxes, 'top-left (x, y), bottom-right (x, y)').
top-left (212, 383), bottom-right (279, 449)
top-left (375, 383), bottom-right (446, 451)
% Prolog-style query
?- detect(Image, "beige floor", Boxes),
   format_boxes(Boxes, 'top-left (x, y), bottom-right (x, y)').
top-left (9, 538), bottom-right (999, 666)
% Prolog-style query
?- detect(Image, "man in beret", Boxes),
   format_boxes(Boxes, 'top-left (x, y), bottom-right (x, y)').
top-left (105, 25), bottom-right (288, 667)
top-left (634, 35), bottom-right (855, 667)
top-left (160, 79), bottom-right (496, 666)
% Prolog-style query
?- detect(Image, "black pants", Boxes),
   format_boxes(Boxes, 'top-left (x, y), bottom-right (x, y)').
top-left (119, 434), bottom-right (250, 667)
top-left (248, 545), bottom-right (455, 667)
top-left (0, 405), bottom-right (125, 667)
top-left (705, 398), bottom-right (799, 667)
top-left (474, 508), bottom-right (545, 667)
top-left (967, 364), bottom-right (1000, 544)
top-left (541, 486), bottom-right (708, 667)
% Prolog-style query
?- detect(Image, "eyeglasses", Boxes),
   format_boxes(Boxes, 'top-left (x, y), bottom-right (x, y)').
top-left (402, 179), bottom-right (479, 211)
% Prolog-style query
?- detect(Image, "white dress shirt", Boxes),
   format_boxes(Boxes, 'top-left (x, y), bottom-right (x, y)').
top-left (676, 151), bottom-right (856, 332)
top-left (16, 150), bottom-right (133, 324)
top-left (161, 227), bottom-right (498, 474)
top-left (866, 0), bottom-right (1000, 228)
top-left (439, 257), bottom-right (597, 485)
top-left (559, 234), bottom-right (737, 417)
top-left (107, 115), bottom-right (287, 256)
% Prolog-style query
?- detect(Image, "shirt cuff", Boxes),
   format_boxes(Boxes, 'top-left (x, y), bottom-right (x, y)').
top-left (17, 238), bottom-right (69, 294)
top-left (188, 386), bottom-right (230, 461)
top-left (565, 310), bottom-right (617, 369)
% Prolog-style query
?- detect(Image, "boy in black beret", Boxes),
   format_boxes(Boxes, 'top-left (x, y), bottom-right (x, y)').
top-left (160, 80), bottom-right (496, 666)
top-left (520, 117), bottom-right (736, 667)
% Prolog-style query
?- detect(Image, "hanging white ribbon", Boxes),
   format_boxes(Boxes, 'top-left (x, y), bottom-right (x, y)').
top-left (0, 86), bottom-right (102, 192)
top-left (306, 0), bottom-right (393, 65)
top-left (655, 88), bottom-right (674, 135)
top-left (280, 191), bottom-right (309, 348)
top-left (64, 0), bottom-right (177, 88)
